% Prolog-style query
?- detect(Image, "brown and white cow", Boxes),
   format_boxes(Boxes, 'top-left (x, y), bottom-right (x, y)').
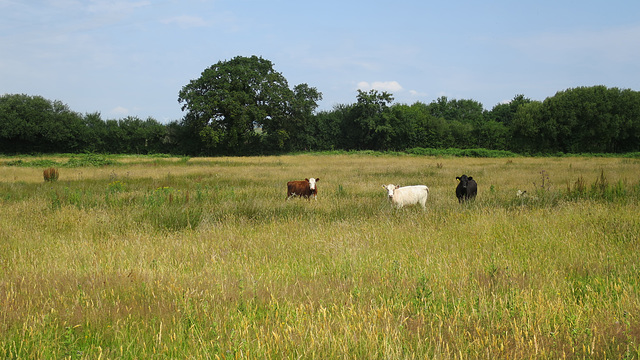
top-left (287, 178), bottom-right (319, 200)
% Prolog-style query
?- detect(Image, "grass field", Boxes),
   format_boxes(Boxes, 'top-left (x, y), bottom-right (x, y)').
top-left (1, 154), bottom-right (639, 359)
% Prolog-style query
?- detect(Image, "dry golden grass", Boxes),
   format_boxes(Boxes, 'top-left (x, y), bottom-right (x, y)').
top-left (0, 154), bottom-right (639, 359)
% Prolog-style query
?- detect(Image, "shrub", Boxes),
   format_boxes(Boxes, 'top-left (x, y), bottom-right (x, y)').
top-left (566, 176), bottom-right (587, 199)
top-left (65, 154), bottom-right (116, 167)
top-left (43, 167), bottom-right (59, 182)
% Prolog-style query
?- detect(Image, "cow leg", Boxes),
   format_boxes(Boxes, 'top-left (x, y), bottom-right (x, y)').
top-left (420, 199), bottom-right (427, 210)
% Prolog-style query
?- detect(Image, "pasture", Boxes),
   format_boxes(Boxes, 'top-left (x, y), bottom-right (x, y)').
top-left (1, 154), bottom-right (639, 359)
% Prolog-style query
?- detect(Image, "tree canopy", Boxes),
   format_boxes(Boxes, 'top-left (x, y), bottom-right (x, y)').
top-left (0, 94), bottom-right (85, 153)
top-left (177, 55), bottom-right (322, 153)
top-left (1, 58), bottom-right (639, 156)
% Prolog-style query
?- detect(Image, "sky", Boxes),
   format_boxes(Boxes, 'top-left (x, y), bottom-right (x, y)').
top-left (1, 0), bottom-right (640, 123)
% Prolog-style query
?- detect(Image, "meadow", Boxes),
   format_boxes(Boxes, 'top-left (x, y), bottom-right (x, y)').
top-left (0, 153), bottom-right (639, 359)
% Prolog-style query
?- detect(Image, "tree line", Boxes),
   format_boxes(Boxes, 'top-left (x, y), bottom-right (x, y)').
top-left (2, 56), bottom-right (639, 156)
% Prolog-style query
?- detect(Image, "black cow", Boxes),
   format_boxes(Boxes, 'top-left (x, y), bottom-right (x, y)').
top-left (456, 175), bottom-right (477, 203)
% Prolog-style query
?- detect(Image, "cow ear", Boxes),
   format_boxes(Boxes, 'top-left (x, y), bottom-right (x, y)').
top-left (456, 177), bottom-right (460, 181)
top-left (315, 178), bottom-right (319, 182)
top-left (468, 176), bottom-right (473, 180)
top-left (382, 184), bottom-right (386, 189)
top-left (305, 178), bottom-right (309, 182)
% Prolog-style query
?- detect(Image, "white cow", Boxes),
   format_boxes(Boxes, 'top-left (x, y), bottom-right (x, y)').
top-left (382, 184), bottom-right (429, 210)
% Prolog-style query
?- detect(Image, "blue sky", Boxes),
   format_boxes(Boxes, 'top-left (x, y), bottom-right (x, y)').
top-left (1, 0), bottom-right (639, 122)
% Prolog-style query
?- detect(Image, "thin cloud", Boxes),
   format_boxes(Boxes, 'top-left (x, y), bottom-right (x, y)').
top-left (409, 90), bottom-right (428, 97)
top-left (111, 106), bottom-right (129, 116)
top-left (86, 1), bottom-right (151, 14)
top-left (161, 15), bottom-right (209, 28)
top-left (357, 81), bottom-right (404, 93)
top-left (47, 0), bottom-right (83, 9)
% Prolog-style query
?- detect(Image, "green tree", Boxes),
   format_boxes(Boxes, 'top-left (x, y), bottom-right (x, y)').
top-left (424, 96), bottom-right (484, 148)
top-left (615, 88), bottom-right (640, 152)
top-left (428, 96), bottom-right (485, 124)
top-left (0, 94), bottom-right (85, 153)
top-left (488, 94), bottom-right (532, 127)
top-left (510, 101), bottom-right (545, 154)
top-left (102, 119), bottom-right (125, 153)
top-left (475, 120), bottom-right (508, 150)
top-left (545, 86), bottom-right (632, 153)
top-left (178, 55), bottom-right (320, 154)
top-left (82, 112), bottom-right (107, 152)
top-left (310, 105), bottom-right (352, 150)
top-left (112, 116), bottom-right (168, 154)
top-left (262, 83), bottom-right (322, 151)
top-left (342, 89), bottom-right (394, 150)
top-left (401, 102), bottom-right (451, 148)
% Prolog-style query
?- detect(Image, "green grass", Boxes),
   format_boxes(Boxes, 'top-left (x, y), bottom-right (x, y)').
top-left (1, 154), bottom-right (639, 359)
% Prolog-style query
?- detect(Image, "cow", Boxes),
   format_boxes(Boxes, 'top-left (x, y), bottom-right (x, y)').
top-left (456, 174), bottom-right (477, 203)
top-left (287, 178), bottom-right (319, 200)
top-left (382, 184), bottom-right (429, 210)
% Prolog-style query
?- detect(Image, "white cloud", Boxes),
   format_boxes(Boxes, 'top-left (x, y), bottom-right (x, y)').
top-left (356, 81), bottom-right (369, 90)
top-left (409, 90), bottom-right (428, 97)
top-left (111, 106), bottom-right (129, 116)
top-left (357, 81), bottom-right (403, 93)
top-left (161, 15), bottom-right (208, 28)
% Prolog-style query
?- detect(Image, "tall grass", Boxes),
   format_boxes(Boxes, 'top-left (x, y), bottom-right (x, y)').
top-left (1, 154), bottom-right (639, 358)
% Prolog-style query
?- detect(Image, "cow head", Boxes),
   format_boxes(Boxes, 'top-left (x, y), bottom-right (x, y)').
top-left (382, 184), bottom-right (399, 199)
top-left (306, 178), bottom-right (319, 190)
top-left (456, 175), bottom-right (472, 190)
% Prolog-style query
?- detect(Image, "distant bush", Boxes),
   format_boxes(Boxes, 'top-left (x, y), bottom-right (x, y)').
top-left (3, 154), bottom-right (117, 167)
top-left (405, 147), bottom-right (519, 158)
top-left (43, 167), bottom-right (59, 182)
top-left (64, 154), bottom-right (116, 167)
top-left (6, 159), bottom-right (59, 167)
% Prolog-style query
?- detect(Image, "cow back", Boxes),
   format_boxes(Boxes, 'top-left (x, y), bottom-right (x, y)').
top-left (287, 179), bottom-right (317, 199)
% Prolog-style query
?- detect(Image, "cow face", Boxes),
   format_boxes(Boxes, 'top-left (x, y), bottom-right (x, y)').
top-left (382, 184), bottom-right (399, 199)
top-left (456, 175), bottom-right (472, 190)
top-left (306, 178), bottom-right (319, 190)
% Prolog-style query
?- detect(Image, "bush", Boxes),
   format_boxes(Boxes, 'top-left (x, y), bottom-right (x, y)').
top-left (43, 167), bottom-right (59, 182)
top-left (405, 147), bottom-right (519, 158)
top-left (65, 154), bottom-right (116, 167)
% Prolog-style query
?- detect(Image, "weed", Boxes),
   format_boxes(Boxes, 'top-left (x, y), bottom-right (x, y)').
top-left (534, 169), bottom-right (551, 191)
top-left (43, 167), bottom-right (59, 182)
top-left (107, 181), bottom-right (125, 193)
top-left (566, 176), bottom-right (587, 199)
top-left (592, 168), bottom-right (609, 196)
top-left (49, 190), bottom-right (61, 210)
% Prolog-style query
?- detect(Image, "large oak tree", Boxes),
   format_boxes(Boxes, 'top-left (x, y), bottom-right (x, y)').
top-left (178, 55), bottom-right (321, 153)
